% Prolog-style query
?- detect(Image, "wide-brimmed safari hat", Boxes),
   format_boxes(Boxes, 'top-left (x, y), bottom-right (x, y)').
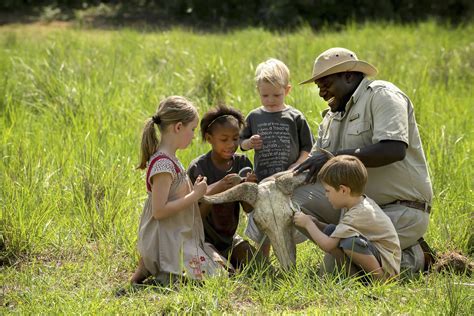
top-left (299, 47), bottom-right (378, 84)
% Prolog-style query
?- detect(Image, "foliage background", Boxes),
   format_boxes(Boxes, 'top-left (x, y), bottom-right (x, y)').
top-left (1, 0), bottom-right (473, 30)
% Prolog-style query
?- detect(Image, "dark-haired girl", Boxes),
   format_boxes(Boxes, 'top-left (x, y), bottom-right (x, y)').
top-left (187, 105), bottom-right (260, 269)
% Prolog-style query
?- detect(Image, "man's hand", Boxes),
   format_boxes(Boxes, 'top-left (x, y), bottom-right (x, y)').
top-left (294, 152), bottom-right (330, 183)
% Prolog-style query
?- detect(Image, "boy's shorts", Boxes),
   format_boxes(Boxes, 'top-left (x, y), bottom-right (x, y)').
top-left (245, 211), bottom-right (308, 244)
top-left (323, 224), bottom-right (382, 264)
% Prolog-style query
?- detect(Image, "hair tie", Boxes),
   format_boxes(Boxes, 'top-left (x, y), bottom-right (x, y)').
top-left (152, 115), bottom-right (161, 125)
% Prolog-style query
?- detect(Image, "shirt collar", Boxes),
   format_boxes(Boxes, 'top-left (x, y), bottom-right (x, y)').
top-left (321, 77), bottom-right (372, 119)
top-left (343, 77), bottom-right (371, 113)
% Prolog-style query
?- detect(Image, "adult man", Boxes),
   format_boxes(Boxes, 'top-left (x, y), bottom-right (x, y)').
top-left (293, 47), bottom-right (433, 274)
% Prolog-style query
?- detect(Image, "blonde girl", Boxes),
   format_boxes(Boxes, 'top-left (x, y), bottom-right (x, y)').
top-left (132, 96), bottom-right (228, 285)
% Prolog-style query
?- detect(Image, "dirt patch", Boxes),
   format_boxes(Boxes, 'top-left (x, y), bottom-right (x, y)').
top-left (433, 251), bottom-right (474, 276)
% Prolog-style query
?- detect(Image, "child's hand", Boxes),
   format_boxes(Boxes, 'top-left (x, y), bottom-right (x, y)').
top-left (215, 174), bottom-right (241, 192)
top-left (293, 211), bottom-right (312, 229)
top-left (193, 175), bottom-right (208, 199)
top-left (249, 134), bottom-right (263, 150)
top-left (244, 171), bottom-right (258, 183)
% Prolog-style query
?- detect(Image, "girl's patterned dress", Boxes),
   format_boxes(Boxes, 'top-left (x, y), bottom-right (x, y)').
top-left (137, 151), bottom-right (229, 282)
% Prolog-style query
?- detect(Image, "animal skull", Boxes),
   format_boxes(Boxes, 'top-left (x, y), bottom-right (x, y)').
top-left (200, 171), bottom-right (306, 269)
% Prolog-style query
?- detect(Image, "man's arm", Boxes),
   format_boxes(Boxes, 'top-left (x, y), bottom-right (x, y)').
top-left (289, 150), bottom-right (310, 170)
top-left (336, 140), bottom-right (406, 168)
top-left (295, 140), bottom-right (406, 182)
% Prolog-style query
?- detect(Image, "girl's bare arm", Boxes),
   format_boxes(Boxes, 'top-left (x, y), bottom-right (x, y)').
top-left (151, 173), bottom-right (206, 220)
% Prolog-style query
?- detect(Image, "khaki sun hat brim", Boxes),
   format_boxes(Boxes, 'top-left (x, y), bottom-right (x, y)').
top-left (299, 60), bottom-right (378, 85)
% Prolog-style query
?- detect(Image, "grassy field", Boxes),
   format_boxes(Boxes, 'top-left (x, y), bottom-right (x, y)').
top-left (1, 21), bottom-right (473, 313)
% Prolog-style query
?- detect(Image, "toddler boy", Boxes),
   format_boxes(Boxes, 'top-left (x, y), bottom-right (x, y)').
top-left (241, 58), bottom-right (314, 256)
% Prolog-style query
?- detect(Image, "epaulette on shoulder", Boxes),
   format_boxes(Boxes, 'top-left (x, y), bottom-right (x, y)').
top-left (367, 80), bottom-right (387, 90)
top-left (367, 80), bottom-right (398, 92)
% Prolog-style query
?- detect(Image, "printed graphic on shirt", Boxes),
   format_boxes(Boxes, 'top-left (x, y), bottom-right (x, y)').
top-left (255, 121), bottom-right (292, 178)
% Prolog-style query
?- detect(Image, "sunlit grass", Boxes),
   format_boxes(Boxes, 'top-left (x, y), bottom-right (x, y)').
top-left (1, 21), bottom-right (473, 313)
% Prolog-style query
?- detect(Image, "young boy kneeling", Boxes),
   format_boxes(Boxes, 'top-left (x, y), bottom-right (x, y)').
top-left (293, 155), bottom-right (401, 281)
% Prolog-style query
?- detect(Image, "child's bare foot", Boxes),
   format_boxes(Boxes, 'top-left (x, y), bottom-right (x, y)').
top-left (131, 270), bottom-right (150, 284)
top-left (131, 258), bottom-right (151, 284)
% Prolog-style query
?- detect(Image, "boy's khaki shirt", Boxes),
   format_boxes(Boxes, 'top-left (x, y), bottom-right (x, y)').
top-left (331, 197), bottom-right (401, 277)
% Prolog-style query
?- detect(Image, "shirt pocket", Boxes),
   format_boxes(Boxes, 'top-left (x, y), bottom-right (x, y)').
top-left (346, 121), bottom-right (372, 148)
top-left (347, 121), bottom-right (371, 135)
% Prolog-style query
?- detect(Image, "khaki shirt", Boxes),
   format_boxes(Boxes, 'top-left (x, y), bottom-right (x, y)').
top-left (312, 78), bottom-right (433, 205)
top-left (331, 196), bottom-right (401, 277)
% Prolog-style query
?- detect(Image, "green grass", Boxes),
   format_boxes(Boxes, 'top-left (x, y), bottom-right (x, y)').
top-left (1, 21), bottom-right (473, 313)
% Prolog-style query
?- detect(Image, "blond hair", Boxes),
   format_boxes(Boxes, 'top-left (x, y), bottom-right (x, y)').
top-left (317, 155), bottom-right (368, 195)
top-left (255, 58), bottom-right (290, 88)
top-left (138, 96), bottom-right (198, 169)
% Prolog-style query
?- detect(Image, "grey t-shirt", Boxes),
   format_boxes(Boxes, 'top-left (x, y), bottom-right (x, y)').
top-left (240, 106), bottom-right (314, 181)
